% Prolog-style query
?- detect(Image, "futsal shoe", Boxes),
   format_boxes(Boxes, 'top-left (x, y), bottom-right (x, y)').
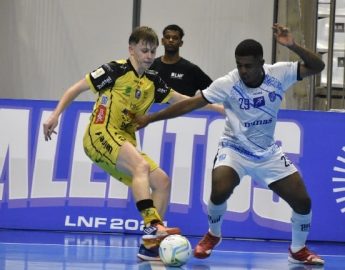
top-left (142, 223), bottom-right (181, 248)
top-left (137, 244), bottom-right (160, 261)
top-left (194, 231), bottom-right (222, 259)
top-left (288, 246), bottom-right (325, 265)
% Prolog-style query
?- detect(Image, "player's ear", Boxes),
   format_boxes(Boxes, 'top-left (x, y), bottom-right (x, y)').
top-left (128, 44), bottom-right (134, 55)
top-left (180, 40), bottom-right (183, 47)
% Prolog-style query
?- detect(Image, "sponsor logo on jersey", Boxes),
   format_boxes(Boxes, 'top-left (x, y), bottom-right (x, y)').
top-left (170, 72), bottom-right (184, 80)
top-left (146, 69), bottom-right (158, 75)
top-left (94, 105), bottom-right (107, 124)
top-left (243, 118), bottom-right (272, 128)
top-left (101, 95), bottom-right (108, 105)
top-left (124, 87), bottom-right (131, 96)
top-left (91, 67), bottom-right (105, 79)
top-left (96, 76), bottom-right (112, 90)
top-left (157, 88), bottom-right (168, 94)
top-left (104, 63), bottom-right (113, 72)
top-left (253, 96), bottom-right (265, 108)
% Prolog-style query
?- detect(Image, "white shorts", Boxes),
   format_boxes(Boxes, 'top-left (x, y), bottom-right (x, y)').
top-left (214, 146), bottom-right (298, 187)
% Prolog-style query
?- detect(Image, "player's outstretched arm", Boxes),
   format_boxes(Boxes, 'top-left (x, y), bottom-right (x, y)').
top-left (272, 23), bottom-right (325, 78)
top-left (43, 78), bottom-right (90, 141)
top-left (135, 94), bottom-right (208, 130)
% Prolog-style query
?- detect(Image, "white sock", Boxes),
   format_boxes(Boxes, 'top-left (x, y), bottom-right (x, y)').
top-left (207, 200), bottom-right (227, 237)
top-left (290, 211), bottom-right (312, 253)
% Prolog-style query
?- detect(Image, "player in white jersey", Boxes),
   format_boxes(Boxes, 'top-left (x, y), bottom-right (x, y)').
top-left (135, 24), bottom-right (325, 265)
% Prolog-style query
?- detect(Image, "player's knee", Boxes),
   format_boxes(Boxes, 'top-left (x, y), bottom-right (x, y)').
top-left (210, 187), bottom-right (233, 205)
top-left (210, 178), bottom-right (237, 204)
top-left (150, 170), bottom-right (171, 193)
top-left (292, 196), bottom-right (311, 215)
top-left (134, 158), bottom-right (150, 175)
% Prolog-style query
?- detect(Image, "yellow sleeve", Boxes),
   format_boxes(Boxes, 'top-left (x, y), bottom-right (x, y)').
top-left (85, 73), bottom-right (98, 94)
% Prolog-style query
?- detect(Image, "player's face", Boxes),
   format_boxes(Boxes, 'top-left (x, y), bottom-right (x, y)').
top-left (130, 40), bottom-right (157, 73)
top-left (236, 55), bottom-right (264, 88)
top-left (161, 30), bottom-right (183, 53)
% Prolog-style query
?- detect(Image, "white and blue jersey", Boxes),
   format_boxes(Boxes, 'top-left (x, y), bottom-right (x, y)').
top-left (202, 62), bottom-right (299, 160)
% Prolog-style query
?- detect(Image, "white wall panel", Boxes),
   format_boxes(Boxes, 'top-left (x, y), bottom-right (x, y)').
top-left (141, 0), bottom-right (274, 81)
top-left (0, 0), bottom-right (274, 100)
top-left (0, 0), bottom-right (132, 100)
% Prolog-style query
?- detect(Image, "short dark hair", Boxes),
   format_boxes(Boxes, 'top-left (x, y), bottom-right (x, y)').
top-left (162, 24), bottom-right (184, 39)
top-left (129, 26), bottom-right (159, 45)
top-left (235, 39), bottom-right (263, 58)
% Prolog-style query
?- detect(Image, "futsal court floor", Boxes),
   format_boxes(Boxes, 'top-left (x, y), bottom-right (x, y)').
top-left (0, 229), bottom-right (344, 270)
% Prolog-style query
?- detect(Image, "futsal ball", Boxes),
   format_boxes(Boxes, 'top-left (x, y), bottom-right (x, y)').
top-left (159, 234), bottom-right (192, 267)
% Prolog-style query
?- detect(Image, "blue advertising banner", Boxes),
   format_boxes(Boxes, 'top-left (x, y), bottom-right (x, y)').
top-left (0, 99), bottom-right (345, 242)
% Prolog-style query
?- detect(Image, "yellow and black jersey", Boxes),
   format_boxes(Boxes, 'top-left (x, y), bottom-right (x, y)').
top-left (85, 59), bottom-right (174, 140)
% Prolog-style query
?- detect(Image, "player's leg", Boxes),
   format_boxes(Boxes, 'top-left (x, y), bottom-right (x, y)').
top-left (116, 142), bottom-right (163, 226)
top-left (269, 172), bottom-right (324, 265)
top-left (209, 165), bottom-right (240, 234)
top-left (148, 167), bottom-right (170, 218)
top-left (194, 165), bottom-right (240, 259)
top-left (137, 167), bottom-right (181, 261)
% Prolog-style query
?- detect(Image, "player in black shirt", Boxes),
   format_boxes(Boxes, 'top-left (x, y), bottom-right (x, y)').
top-left (150, 24), bottom-right (212, 96)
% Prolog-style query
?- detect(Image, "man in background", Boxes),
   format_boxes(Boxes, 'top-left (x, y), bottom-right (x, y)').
top-left (150, 24), bottom-right (212, 96)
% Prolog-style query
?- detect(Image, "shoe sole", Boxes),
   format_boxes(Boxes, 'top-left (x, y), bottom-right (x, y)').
top-left (193, 238), bottom-right (222, 259)
top-left (142, 228), bottom-right (181, 245)
top-left (288, 256), bottom-right (324, 265)
top-left (137, 254), bottom-right (161, 261)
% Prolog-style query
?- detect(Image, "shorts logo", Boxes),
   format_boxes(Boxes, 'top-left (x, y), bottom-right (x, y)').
top-left (218, 154), bottom-right (226, 161)
top-left (97, 133), bottom-right (113, 154)
top-left (94, 105), bottom-right (106, 124)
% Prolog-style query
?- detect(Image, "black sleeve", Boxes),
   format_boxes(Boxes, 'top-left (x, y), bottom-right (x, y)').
top-left (194, 65), bottom-right (213, 90)
top-left (153, 75), bottom-right (172, 103)
top-left (88, 62), bottom-right (118, 91)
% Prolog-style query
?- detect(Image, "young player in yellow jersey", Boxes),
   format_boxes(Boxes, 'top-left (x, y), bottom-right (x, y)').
top-left (43, 26), bottom-right (223, 261)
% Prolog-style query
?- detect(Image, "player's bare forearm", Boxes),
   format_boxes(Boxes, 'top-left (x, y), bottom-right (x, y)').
top-left (43, 79), bottom-right (89, 140)
top-left (135, 95), bottom-right (207, 130)
top-left (273, 23), bottom-right (324, 77)
top-left (287, 43), bottom-right (325, 76)
top-left (152, 96), bottom-right (206, 122)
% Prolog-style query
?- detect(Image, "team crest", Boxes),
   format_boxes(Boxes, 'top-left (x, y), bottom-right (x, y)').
top-left (135, 89), bottom-right (141, 99)
top-left (269, 91), bottom-right (276, 102)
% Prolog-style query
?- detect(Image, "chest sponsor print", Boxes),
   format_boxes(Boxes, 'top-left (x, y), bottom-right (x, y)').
top-left (94, 105), bottom-right (107, 124)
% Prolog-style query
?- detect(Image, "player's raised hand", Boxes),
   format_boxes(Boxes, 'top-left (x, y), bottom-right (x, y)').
top-left (43, 115), bottom-right (58, 141)
top-left (272, 23), bottom-right (295, 48)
